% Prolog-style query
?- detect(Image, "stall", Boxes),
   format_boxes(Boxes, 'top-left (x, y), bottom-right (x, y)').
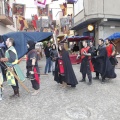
top-left (60, 36), bottom-right (94, 64)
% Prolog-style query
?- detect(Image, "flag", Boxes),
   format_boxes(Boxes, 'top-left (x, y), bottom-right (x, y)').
top-left (37, 5), bottom-right (48, 16)
top-left (34, 0), bottom-right (46, 8)
top-left (60, 3), bottom-right (67, 16)
top-left (32, 15), bottom-right (38, 29)
top-left (17, 16), bottom-right (28, 31)
top-left (48, 9), bottom-right (53, 24)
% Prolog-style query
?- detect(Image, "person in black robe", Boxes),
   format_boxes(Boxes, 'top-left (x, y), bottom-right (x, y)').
top-left (92, 39), bottom-right (116, 83)
top-left (92, 39), bottom-right (105, 80)
top-left (26, 40), bottom-right (40, 95)
top-left (54, 44), bottom-right (78, 87)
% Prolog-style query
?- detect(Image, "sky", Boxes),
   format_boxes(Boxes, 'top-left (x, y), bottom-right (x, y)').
top-left (15, 0), bottom-right (65, 19)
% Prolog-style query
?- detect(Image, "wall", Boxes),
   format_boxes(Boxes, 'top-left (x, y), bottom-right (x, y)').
top-left (74, 0), bottom-right (83, 16)
top-left (74, 0), bottom-right (120, 27)
top-left (84, 0), bottom-right (104, 15)
top-left (0, 22), bottom-right (14, 35)
top-left (104, 0), bottom-right (120, 16)
top-left (97, 21), bottom-right (120, 39)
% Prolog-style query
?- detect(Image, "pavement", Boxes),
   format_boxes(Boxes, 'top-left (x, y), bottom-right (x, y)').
top-left (0, 57), bottom-right (120, 120)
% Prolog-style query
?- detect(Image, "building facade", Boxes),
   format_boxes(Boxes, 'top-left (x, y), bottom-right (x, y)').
top-left (0, 0), bottom-right (16, 35)
top-left (72, 0), bottom-right (120, 45)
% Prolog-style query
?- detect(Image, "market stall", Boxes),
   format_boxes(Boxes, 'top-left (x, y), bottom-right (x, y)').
top-left (60, 36), bottom-right (94, 64)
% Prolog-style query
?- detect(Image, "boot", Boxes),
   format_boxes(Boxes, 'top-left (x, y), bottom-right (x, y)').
top-left (10, 89), bottom-right (20, 98)
top-left (88, 79), bottom-right (92, 85)
top-left (101, 78), bottom-right (105, 84)
top-left (93, 76), bottom-right (99, 80)
top-left (79, 79), bottom-right (85, 82)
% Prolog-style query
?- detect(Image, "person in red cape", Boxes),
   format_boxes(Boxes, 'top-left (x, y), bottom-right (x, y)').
top-left (54, 44), bottom-right (78, 87)
top-left (105, 39), bottom-right (118, 67)
top-left (26, 40), bottom-right (40, 95)
top-left (79, 40), bottom-right (94, 85)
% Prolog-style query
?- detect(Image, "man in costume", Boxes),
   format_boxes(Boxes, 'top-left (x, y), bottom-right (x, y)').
top-left (79, 40), bottom-right (94, 85)
top-left (26, 40), bottom-right (40, 95)
top-left (93, 39), bottom-right (105, 80)
top-left (54, 44), bottom-right (78, 87)
top-left (92, 39), bottom-right (116, 83)
top-left (44, 42), bottom-right (52, 74)
top-left (105, 39), bottom-right (118, 67)
top-left (50, 44), bottom-right (58, 76)
top-left (0, 38), bottom-right (25, 98)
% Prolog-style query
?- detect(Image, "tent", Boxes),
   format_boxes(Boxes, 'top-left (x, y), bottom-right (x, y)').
top-left (106, 32), bottom-right (120, 40)
top-left (60, 36), bottom-right (94, 43)
top-left (106, 32), bottom-right (120, 53)
top-left (2, 32), bottom-right (53, 58)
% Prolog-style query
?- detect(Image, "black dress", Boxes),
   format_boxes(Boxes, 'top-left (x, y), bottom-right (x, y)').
top-left (54, 50), bottom-right (78, 87)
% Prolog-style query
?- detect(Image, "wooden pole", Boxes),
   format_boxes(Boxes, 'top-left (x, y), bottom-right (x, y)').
top-left (7, 67), bottom-right (30, 93)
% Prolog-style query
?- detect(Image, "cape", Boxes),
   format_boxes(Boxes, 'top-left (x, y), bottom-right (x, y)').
top-left (92, 47), bottom-right (116, 78)
top-left (61, 50), bottom-right (78, 86)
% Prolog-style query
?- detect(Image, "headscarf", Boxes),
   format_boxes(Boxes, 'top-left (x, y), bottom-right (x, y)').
top-left (27, 40), bottom-right (35, 52)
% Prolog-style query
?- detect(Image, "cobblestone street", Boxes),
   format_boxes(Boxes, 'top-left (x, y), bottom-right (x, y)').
top-left (0, 57), bottom-right (120, 120)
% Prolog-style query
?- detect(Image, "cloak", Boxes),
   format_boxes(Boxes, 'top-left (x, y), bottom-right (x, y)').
top-left (62, 50), bottom-right (78, 86)
top-left (92, 47), bottom-right (116, 78)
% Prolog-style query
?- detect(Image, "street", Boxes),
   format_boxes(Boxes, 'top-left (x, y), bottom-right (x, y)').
top-left (0, 57), bottom-right (120, 120)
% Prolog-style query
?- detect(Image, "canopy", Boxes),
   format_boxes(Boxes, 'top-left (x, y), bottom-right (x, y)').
top-left (2, 32), bottom-right (53, 58)
top-left (106, 32), bottom-right (120, 53)
top-left (107, 32), bottom-right (120, 40)
top-left (60, 36), bottom-right (94, 43)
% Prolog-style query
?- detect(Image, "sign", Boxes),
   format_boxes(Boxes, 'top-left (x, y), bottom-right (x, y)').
top-left (12, 3), bottom-right (25, 16)
top-left (37, 5), bottom-right (48, 16)
top-left (37, 18), bottom-right (49, 28)
top-left (60, 17), bottom-right (69, 27)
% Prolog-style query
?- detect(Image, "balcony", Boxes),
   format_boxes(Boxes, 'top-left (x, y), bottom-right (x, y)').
top-left (0, 0), bottom-right (13, 25)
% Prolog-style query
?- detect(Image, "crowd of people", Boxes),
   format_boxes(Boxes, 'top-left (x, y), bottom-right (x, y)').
top-left (44, 39), bottom-right (117, 86)
top-left (0, 37), bottom-right (118, 100)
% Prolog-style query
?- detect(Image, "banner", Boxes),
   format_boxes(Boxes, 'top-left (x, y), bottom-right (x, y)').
top-left (34, 0), bottom-right (46, 8)
top-left (16, 15), bottom-right (28, 31)
top-left (37, 5), bottom-right (48, 16)
top-left (67, 0), bottom-right (78, 4)
top-left (60, 3), bottom-right (67, 16)
top-left (12, 3), bottom-right (25, 16)
top-left (60, 17), bottom-right (70, 27)
top-left (36, 18), bottom-right (49, 29)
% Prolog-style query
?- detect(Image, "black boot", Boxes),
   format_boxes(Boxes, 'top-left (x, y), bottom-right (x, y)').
top-left (101, 78), bottom-right (105, 84)
top-left (93, 76), bottom-right (99, 80)
top-left (88, 79), bottom-right (92, 85)
top-left (71, 85), bottom-right (76, 87)
top-left (79, 79), bottom-right (85, 82)
top-left (10, 89), bottom-right (20, 98)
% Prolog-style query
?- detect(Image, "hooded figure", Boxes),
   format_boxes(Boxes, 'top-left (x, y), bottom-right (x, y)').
top-left (26, 40), bottom-right (40, 95)
top-left (54, 44), bottom-right (78, 87)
